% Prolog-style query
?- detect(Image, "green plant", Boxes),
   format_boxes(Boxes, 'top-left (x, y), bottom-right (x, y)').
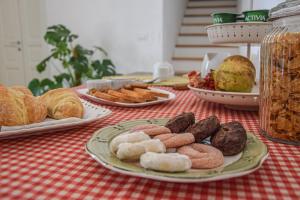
top-left (29, 24), bottom-right (116, 96)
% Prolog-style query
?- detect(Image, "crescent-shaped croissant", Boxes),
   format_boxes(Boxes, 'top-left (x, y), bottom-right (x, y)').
top-left (0, 85), bottom-right (47, 126)
top-left (41, 88), bottom-right (84, 119)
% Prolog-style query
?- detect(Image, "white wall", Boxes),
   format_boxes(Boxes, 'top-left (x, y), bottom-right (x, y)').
top-left (45, 0), bottom-right (164, 75)
top-left (237, 0), bottom-right (284, 12)
top-left (162, 0), bottom-right (187, 62)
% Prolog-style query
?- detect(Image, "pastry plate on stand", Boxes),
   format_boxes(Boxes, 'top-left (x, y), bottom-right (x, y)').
top-left (0, 99), bottom-right (112, 140)
top-left (86, 118), bottom-right (268, 183)
top-left (77, 88), bottom-right (176, 107)
top-left (188, 85), bottom-right (259, 111)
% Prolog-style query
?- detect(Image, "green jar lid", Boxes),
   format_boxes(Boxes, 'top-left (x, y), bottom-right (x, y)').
top-left (212, 13), bottom-right (238, 24)
top-left (243, 9), bottom-right (269, 22)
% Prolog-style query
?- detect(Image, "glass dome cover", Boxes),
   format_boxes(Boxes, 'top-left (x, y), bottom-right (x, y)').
top-left (269, 0), bottom-right (300, 19)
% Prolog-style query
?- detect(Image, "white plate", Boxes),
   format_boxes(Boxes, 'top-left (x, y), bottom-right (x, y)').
top-left (85, 118), bottom-right (268, 183)
top-left (0, 99), bottom-right (112, 139)
top-left (77, 88), bottom-right (176, 107)
top-left (188, 85), bottom-right (259, 110)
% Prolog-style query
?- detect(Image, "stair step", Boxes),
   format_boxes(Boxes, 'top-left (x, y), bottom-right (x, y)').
top-left (172, 56), bottom-right (203, 61)
top-left (187, 5), bottom-right (236, 9)
top-left (177, 36), bottom-right (210, 45)
top-left (183, 16), bottom-right (212, 24)
top-left (178, 33), bottom-right (208, 36)
top-left (180, 25), bottom-right (207, 34)
top-left (174, 46), bottom-right (238, 57)
top-left (185, 7), bottom-right (236, 15)
top-left (176, 44), bottom-right (237, 48)
top-left (188, 0), bottom-right (236, 7)
top-left (182, 22), bottom-right (212, 26)
top-left (184, 14), bottom-right (211, 17)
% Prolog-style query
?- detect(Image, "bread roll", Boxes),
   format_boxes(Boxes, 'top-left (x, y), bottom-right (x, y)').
top-left (109, 131), bottom-right (150, 153)
top-left (0, 85), bottom-right (47, 126)
top-left (41, 88), bottom-right (84, 119)
top-left (140, 152), bottom-right (192, 172)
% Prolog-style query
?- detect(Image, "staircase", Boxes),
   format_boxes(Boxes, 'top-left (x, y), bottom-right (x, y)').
top-left (172, 0), bottom-right (239, 73)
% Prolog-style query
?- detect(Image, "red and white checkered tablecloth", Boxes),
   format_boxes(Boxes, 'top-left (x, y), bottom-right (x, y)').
top-left (1, 87), bottom-right (300, 200)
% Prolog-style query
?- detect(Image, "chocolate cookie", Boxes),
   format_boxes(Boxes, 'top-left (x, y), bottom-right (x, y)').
top-left (186, 116), bottom-right (220, 142)
top-left (211, 121), bottom-right (247, 156)
top-left (165, 112), bottom-right (195, 133)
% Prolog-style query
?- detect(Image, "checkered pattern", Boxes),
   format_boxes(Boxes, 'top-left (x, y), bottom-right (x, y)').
top-left (1, 87), bottom-right (300, 199)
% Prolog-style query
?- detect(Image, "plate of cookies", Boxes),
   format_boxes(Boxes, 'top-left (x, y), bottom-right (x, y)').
top-left (86, 112), bottom-right (268, 183)
top-left (77, 79), bottom-right (176, 107)
top-left (0, 85), bottom-right (111, 139)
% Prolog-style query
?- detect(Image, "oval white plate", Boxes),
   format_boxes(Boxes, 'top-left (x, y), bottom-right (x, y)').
top-left (77, 88), bottom-right (176, 107)
top-left (85, 118), bottom-right (268, 183)
top-left (0, 99), bottom-right (112, 139)
top-left (188, 85), bottom-right (259, 110)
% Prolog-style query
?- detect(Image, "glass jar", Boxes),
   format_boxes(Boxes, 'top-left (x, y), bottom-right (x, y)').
top-left (260, 0), bottom-right (300, 145)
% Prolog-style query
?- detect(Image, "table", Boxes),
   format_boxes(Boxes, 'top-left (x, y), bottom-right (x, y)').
top-left (1, 87), bottom-right (300, 199)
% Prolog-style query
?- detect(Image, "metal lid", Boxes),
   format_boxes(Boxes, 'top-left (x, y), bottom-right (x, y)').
top-left (270, 0), bottom-right (300, 20)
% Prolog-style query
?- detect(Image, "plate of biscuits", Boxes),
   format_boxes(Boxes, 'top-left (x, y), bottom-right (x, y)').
top-left (0, 85), bottom-right (111, 139)
top-left (86, 112), bottom-right (268, 183)
top-left (77, 80), bottom-right (176, 107)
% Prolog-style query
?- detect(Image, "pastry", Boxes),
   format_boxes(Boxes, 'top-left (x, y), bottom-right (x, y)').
top-left (211, 121), bottom-right (247, 156)
top-left (140, 152), bottom-right (191, 172)
top-left (107, 90), bottom-right (145, 103)
top-left (165, 112), bottom-right (195, 133)
top-left (130, 124), bottom-right (171, 136)
top-left (0, 85), bottom-right (47, 126)
top-left (177, 144), bottom-right (224, 169)
top-left (41, 88), bottom-right (84, 119)
top-left (109, 131), bottom-right (150, 153)
top-left (116, 139), bottom-right (166, 160)
top-left (154, 133), bottom-right (195, 148)
top-left (91, 90), bottom-right (121, 102)
top-left (10, 86), bottom-right (33, 96)
top-left (133, 88), bottom-right (169, 98)
top-left (120, 88), bottom-right (155, 101)
top-left (186, 116), bottom-right (220, 142)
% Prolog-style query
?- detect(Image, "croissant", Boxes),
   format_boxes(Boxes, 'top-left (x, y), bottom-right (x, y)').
top-left (10, 86), bottom-right (33, 96)
top-left (0, 85), bottom-right (47, 126)
top-left (41, 88), bottom-right (84, 119)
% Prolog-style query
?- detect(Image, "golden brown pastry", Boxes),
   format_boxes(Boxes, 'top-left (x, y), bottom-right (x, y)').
top-left (0, 85), bottom-right (47, 126)
top-left (10, 86), bottom-right (33, 96)
top-left (41, 88), bottom-right (84, 119)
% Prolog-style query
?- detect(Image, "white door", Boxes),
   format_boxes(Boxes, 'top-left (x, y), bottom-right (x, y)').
top-left (0, 0), bottom-right (48, 86)
top-left (0, 0), bottom-right (25, 85)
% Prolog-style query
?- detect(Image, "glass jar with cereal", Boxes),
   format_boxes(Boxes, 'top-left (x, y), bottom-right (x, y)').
top-left (260, 0), bottom-right (300, 145)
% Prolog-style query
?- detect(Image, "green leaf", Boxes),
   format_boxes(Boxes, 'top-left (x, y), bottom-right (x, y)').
top-left (36, 62), bottom-right (46, 73)
top-left (36, 54), bottom-right (53, 73)
top-left (70, 56), bottom-right (89, 73)
top-left (73, 45), bottom-right (94, 56)
top-left (94, 46), bottom-right (108, 56)
top-left (54, 73), bottom-right (71, 83)
top-left (102, 59), bottom-right (115, 68)
top-left (28, 79), bottom-right (42, 96)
